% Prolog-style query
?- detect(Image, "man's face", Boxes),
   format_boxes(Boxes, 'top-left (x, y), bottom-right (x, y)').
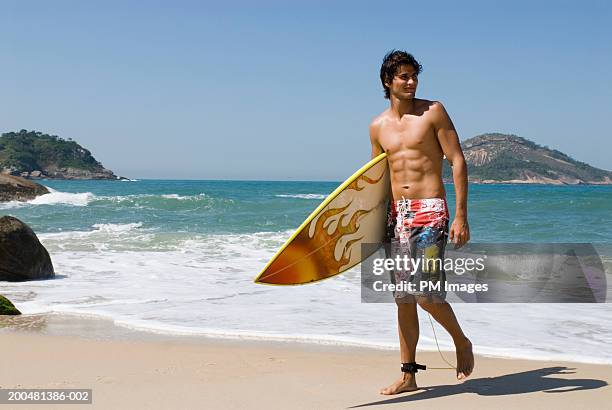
top-left (387, 65), bottom-right (418, 100)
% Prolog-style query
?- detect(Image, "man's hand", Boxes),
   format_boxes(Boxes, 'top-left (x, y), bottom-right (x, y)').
top-left (449, 217), bottom-right (470, 248)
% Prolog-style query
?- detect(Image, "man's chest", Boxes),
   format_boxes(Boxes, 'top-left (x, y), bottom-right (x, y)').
top-left (378, 117), bottom-right (436, 152)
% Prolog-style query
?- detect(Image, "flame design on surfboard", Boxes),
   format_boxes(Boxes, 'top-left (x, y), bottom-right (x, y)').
top-left (255, 153), bottom-right (390, 285)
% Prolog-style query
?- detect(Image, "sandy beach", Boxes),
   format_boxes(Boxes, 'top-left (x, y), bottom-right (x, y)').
top-left (0, 314), bottom-right (610, 410)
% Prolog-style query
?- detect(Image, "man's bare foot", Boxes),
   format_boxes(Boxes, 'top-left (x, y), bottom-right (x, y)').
top-left (456, 337), bottom-right (474, 380)
top-left (379, 372), bottom-right (418, 395)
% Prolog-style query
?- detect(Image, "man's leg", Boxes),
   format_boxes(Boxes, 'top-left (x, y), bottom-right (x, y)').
top-left (417, 298), bottom-right (474, 380)
top-left (380, 298), bottom-right (420, 395)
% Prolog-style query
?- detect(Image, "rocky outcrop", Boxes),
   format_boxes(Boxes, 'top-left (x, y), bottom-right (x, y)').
top-left (443, 133), bottom-right (612, 184)
top-left (0, 295), bottom-right (21, 315)
top-left (0, 216), bottom-right (54, 281)
top-left (37, 166), bottom-right (118, 180)
top-left (0, 174), bottom-right (49, 202)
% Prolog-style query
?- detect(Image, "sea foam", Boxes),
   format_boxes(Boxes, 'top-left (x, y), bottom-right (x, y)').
top-left (275, 194), bottom-right (326, 199)
top-left (0, 187), bottom-right (95, 208)
top-left (3, 180), bottom-right (612, 365)
top-left (6, 228), bottom-right (612, 365)
top-left (29, 187), bottom-right (95, 206)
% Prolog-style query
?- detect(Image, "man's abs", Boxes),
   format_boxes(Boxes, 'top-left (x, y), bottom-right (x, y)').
top-left (387, 149), bottom-right (446, 200)
top-left (378, 124), bottom-right (446, 200)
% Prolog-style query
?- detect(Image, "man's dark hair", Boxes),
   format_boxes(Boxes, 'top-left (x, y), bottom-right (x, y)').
top-left (380, 50), bottom-right (423, 99)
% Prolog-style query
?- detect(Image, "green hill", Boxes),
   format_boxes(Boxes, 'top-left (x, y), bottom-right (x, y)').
top-left (443, 133), bottom-right (612, 184)
top-left (0, 130), bottom-right (118, 179)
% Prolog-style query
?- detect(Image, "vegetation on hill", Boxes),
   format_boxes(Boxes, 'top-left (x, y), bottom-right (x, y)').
top-left (0, 129), bottom-right (118, 179)
top-left (443, 133), bottom-right (612, 184)
top-left (0, 130), bottom-right (102, 172)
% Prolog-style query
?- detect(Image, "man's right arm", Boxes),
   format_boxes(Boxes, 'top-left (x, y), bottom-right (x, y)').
top-left (369, 118), bottom-right (384, 159)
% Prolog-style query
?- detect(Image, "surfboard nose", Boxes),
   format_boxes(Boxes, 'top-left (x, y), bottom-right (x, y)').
top-left (255, 242), bottom-right (323, 285)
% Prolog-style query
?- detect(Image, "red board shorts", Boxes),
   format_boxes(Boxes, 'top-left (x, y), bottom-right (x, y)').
top-left (385, 198), bottom-right (450, 301)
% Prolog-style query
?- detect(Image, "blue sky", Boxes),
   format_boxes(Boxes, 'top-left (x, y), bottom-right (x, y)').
top-left (1, 0), bottom-right (610, 179)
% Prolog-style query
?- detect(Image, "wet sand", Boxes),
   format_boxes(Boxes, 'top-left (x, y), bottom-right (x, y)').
top-left (0, 314), bottom-right (610, 409)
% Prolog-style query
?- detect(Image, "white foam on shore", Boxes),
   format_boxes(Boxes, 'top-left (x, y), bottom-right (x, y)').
top-left (0, 187), bottom-right (95, 208)
top-left (38, 223), bottom-right (149, 252)
top-left (275, 194), bottom-right (327, 199)
top-left (4, 230), bottom-right (612, 365)
top-left (94, 192), bottom-right (216, 204)
top-left (0, 200), bottom-right (27, 209)
top-left (73, 311), bottom-right (612, 365)
top-left (90, 222), bottom-right (144, 233)
top-left (40, 222), bottom-right (144, 239)
top-left (37, 226), bottom-right (287, 253)
top-left (29, 187), bottom-right (95, 206)
top-left (0, 190), bottom-right (215, 209)
top-left (160, 193), bottom-right (207, 200)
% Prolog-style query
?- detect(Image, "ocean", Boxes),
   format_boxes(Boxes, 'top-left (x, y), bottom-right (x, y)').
top-left (1, 180), bottom-right (611, 364)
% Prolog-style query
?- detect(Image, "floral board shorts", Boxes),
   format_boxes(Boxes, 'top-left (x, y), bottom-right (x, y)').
top-left (385, 198), bottom-right (450, 301)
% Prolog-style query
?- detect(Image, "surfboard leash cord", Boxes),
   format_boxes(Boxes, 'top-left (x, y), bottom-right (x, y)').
top-left (426, 312), bottom-right (457, 371)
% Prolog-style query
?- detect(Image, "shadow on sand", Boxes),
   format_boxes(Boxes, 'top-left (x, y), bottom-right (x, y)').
top-left (350, 366), bottom-right (608, 408)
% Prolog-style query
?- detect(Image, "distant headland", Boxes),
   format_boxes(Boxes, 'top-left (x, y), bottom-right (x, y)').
top-left (0, 129), bottom-right (124, 180)
top-left (1, 129), bottom-right (610, 184)
top-left (443, 133), bottom-right (612, 185)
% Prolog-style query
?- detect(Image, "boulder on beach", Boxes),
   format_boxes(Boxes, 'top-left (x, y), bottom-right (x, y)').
top-left (0, 295), bottom-right (21, 315)
top-left (0, 174), bottom-right (49, 202)
top-left (0, 216), bottom-right (54, 281)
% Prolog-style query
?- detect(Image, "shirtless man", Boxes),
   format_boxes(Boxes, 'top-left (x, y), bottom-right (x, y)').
top-left (370, 50), bottom-right (474, 395)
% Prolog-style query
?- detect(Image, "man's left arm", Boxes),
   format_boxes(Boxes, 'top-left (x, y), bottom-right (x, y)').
top-left (432, 102), bottom-right (470, 248)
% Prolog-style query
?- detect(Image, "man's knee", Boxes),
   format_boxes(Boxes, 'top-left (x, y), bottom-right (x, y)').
top-left (417, 300), bottom-right (433, 312)
top-left (395, 297), bottom-right (416, 310)
top-left (417, 296), bottom-right (446, 312)
top-left (395, 293), bottom-right (416, 303)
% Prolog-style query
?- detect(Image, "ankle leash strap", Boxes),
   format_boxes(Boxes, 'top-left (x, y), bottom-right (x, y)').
top-left (401, 362), bottom-right (427, 373)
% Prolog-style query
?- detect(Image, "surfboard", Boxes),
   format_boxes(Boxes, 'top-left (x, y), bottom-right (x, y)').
top-left (254, 153), bottom-right (390, 285)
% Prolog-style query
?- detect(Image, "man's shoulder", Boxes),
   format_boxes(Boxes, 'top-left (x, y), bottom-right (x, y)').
top-left (417, 99), bottom-right (448, 124)
top-left (424, 99), bottom-right (447, 115)
top-left (370, 109), bottom-right (390, 124)
top-left (369, 110), bottom-right (389, 132)
top-left (414, 98), bottom-right (443, 111)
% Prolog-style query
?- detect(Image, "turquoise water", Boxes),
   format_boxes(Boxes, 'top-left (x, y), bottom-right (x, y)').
top-left (1, 180), bottom-right (612, 364)
top-left (6, 180), bottom-right (612, 243)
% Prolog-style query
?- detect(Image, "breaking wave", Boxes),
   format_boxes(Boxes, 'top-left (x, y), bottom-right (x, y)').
top-left (275, 193), bottom-right (326, 199)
